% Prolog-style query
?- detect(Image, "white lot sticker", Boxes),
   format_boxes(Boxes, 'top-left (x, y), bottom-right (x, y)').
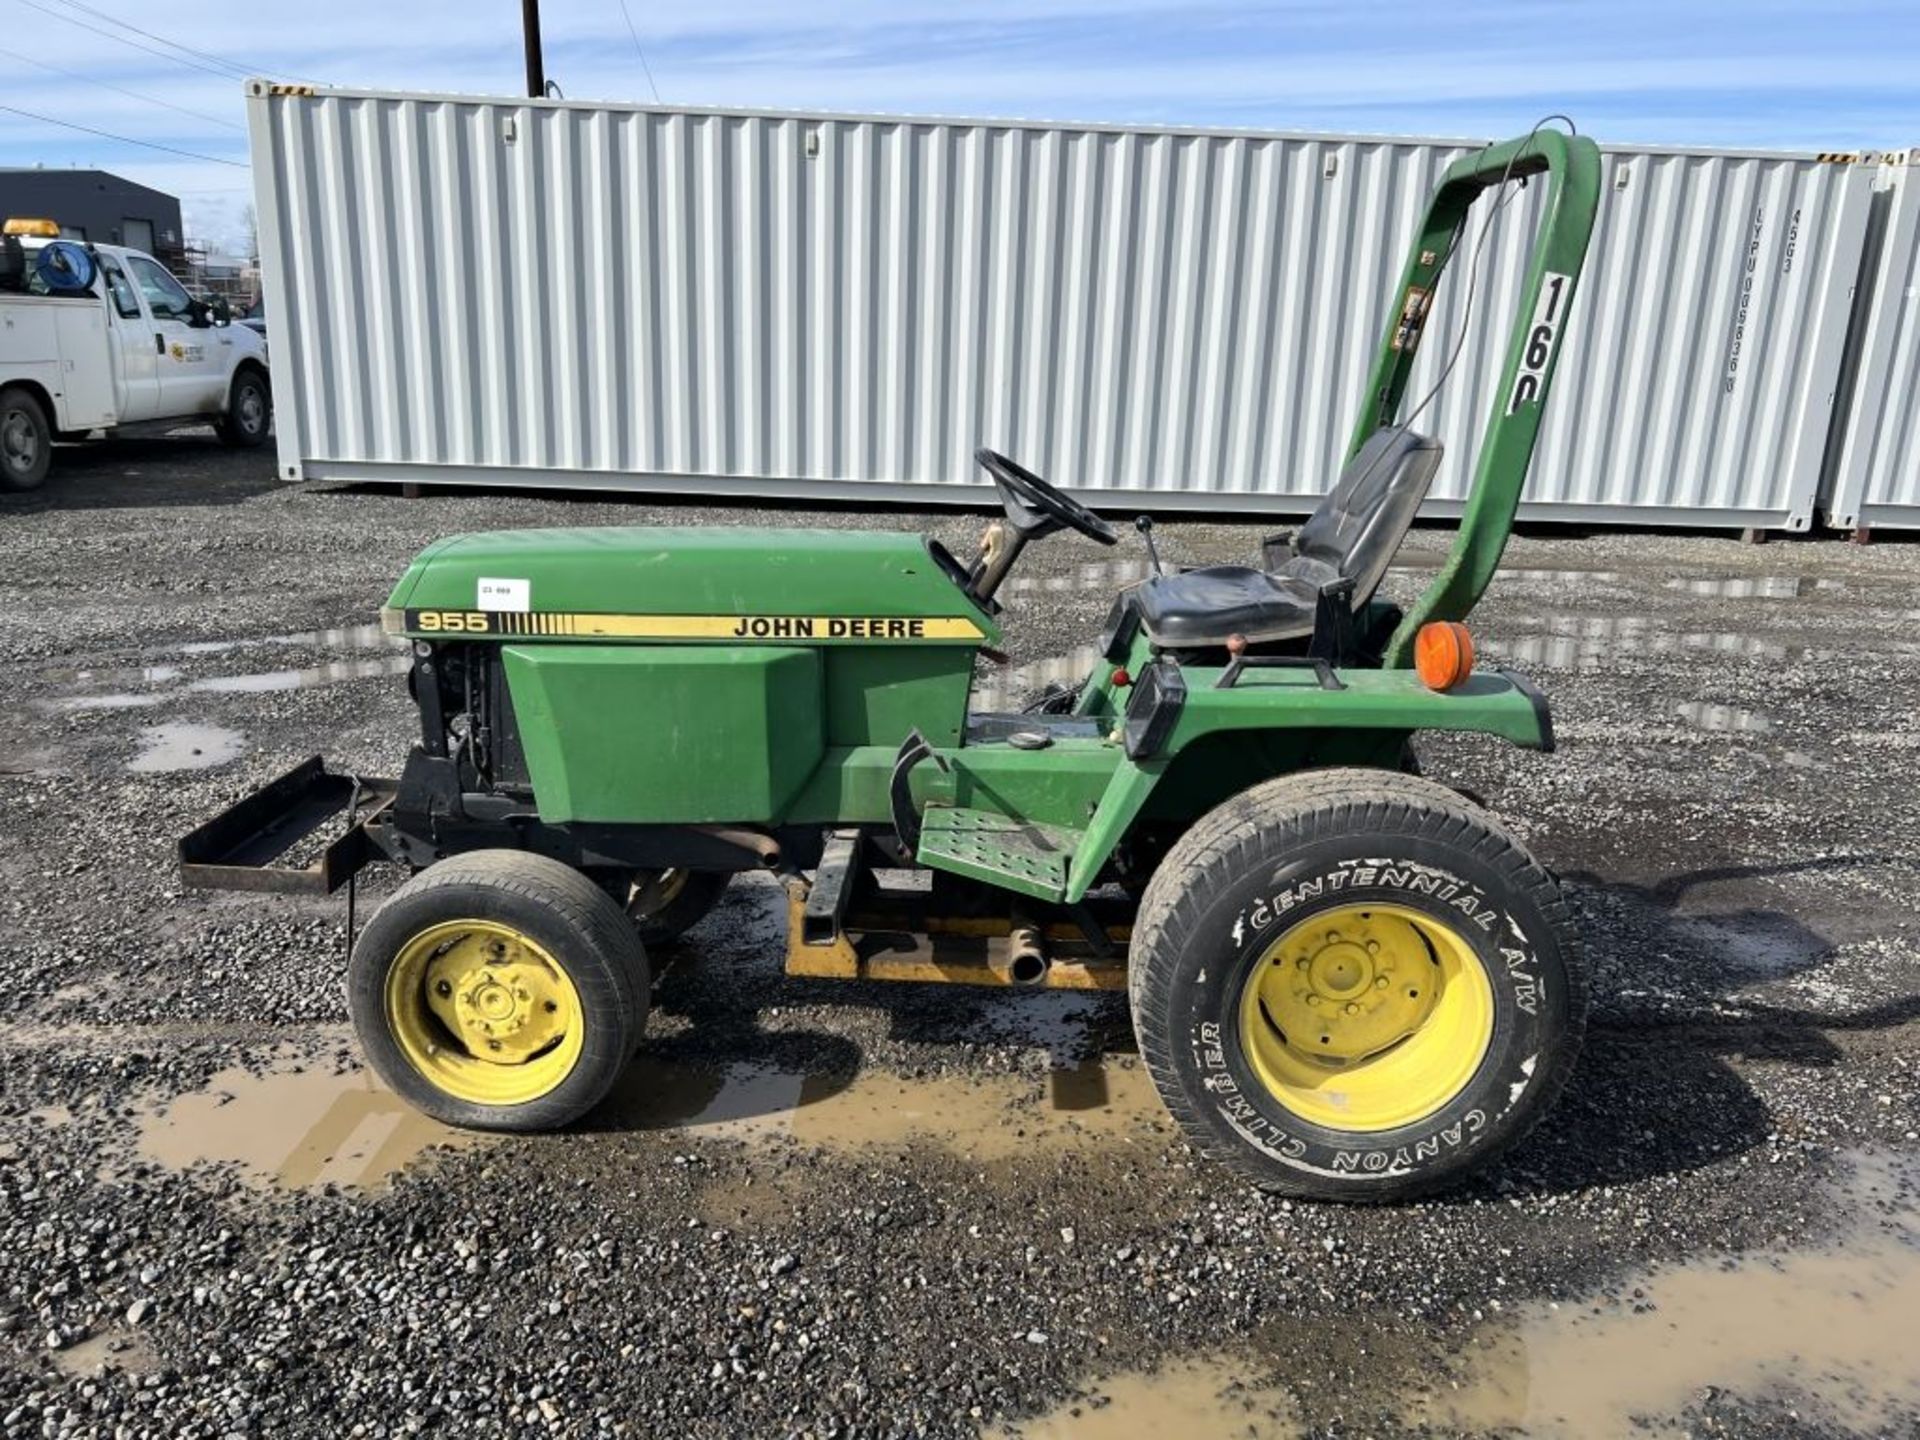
top-left (1506, 270), bottom-right (1574, 414)
top-left (476, 577), bottom-right (531, 612)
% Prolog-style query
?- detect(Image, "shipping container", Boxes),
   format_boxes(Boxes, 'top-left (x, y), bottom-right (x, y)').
top-left (1825, 149), bottom-right (1920, 534)
top-left (247, 85), bottom-right (1881, 530)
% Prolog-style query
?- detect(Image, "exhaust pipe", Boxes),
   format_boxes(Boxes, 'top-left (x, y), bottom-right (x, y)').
top-left (1005, 919), bottom-right (1051, 986)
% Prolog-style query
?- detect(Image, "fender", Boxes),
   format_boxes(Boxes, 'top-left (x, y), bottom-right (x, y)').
top-left (1061, 661), bottom-right (1552, 903)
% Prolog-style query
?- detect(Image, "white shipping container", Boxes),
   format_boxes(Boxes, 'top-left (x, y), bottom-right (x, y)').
top-left (1827, 149), bottom-right (1920, 533)
top-left (247, 85), bottom-right (1880, 530)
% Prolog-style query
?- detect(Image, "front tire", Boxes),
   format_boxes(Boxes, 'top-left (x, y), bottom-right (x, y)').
top-left (1130, 768), bottom-right (1584, 1202)
top-left (0, 386), bottom-right (52, 491)
top-left (216, 367), bottom-right (271, 448)
top-left (348, 850), bottom-right (647, 1131)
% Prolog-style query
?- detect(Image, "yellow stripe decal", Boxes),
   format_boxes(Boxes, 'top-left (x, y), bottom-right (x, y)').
top-left (404, 609), bottom-right (986, 641)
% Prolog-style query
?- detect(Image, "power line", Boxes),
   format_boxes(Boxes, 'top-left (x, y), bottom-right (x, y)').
top-left (45, 0), bottom-right (258, 80)
top-left (15, 0), bottom-right (243, 81)
top-left (0, 42), bottom-right (244, 130)
top-left (614, 0), bottom-right (664, 104)
top-left (21, 0), bottom-right (330, 87)
top-left (0, 101), bottom-right (249, 166)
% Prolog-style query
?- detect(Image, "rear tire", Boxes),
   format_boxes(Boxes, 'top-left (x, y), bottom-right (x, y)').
top-left (1130, 768), bottom-right (1584, 1202)
top-left (0, 386), bottom-right (52, 491)
top-left (216, 367), bottom-right (271, 448)
top-left (348, 850), bottom-right (647, 1131)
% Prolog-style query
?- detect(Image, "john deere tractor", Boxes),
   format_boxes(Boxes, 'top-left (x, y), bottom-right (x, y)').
top-left (183, 130), bottom-right (1599, 1200)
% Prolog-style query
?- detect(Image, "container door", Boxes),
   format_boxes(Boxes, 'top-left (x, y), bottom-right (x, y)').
top-left (96, 253), bottom-right (159, 422)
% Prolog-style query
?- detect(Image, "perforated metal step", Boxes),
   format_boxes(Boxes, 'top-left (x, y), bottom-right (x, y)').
top-left (915, 806), bottom-right (1078, 902)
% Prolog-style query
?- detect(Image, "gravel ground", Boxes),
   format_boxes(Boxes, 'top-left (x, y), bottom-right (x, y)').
top-left (2, 436), bottom-right (1918, 1439)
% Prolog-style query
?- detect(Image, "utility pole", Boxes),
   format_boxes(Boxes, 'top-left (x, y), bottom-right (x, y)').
top-left (521, 0), bottom-right (546, 98)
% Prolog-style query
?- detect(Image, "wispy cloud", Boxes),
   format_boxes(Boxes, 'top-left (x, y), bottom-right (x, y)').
top-left (4, 0), bottom-right (1916, 250)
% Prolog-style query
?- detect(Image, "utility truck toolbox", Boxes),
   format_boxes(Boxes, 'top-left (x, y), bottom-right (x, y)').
top-left (182, 128), bottom-right (1598, 1201)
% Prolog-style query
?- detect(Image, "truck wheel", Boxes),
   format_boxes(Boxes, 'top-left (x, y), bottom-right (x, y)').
top-left (348, 850), bottom-right (647, 1130)
top-left (216, 368), bottom-right (271, 448)
top-left (604, 868), bottom-right (732, 946)
top-left (0, 387), bottom-right (52, 491)
top-left (1130, 768), bottom-right (1585, 1202)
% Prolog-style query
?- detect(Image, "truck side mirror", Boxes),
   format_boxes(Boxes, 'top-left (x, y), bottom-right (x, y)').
top-left (209, 296), bottom-right (232, 327)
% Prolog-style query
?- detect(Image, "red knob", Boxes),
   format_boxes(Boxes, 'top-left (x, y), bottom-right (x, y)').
top-left (1111, 667), bottom-right (1132, 688)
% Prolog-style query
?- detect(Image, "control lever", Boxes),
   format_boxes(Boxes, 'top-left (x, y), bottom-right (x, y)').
top-left (1135, 515), bottom-right (1165, 577)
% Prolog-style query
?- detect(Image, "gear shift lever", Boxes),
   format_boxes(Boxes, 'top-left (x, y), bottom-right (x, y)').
top-left (1135, 515), bottom-right (1165, 577)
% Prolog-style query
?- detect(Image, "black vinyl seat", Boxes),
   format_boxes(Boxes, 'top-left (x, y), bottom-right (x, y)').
top-left (1132, 428), bottom-right (1443, 647)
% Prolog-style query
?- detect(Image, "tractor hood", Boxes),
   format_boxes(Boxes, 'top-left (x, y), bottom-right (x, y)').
top-left (382, 527), bottom-right (1000, 646)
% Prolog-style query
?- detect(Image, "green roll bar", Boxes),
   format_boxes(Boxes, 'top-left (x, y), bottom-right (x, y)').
top-left (1353, 130), bottom-right (1603, 666)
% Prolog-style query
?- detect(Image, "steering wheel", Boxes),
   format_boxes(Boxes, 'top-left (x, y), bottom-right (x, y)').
top-left (975, 448), bottom-right (1119, 547)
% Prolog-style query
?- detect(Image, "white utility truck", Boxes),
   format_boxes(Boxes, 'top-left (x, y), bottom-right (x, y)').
top-left (1, 218), bottom-right (272, 491)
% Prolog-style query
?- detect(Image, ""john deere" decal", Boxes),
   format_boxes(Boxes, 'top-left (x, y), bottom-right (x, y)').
top-left (391, 609), bottom-right (986, 642)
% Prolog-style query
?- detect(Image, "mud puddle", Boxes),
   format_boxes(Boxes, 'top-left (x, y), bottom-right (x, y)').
top-left (48, 1330), bottom-right (160, 1379)
top-left (1666, 574), bottom-right (1842, 600)
top-left (1002, 558), bottom-right (1152, 601)
top-left (55, 653), bottom-right (412, 711)
top-left (973, 645), bottom-right (1104, 712)
top-left (1674, 699), bottom-right (1775, 735)
top-left (186, 654), bottom-right (413, 694)
top-left (997, 1354), bottom-right (1299, 1438)
top-left (126, 722), bottom-right (244, 773)
top-left (133, 1049), bottom-right (1164, 1193)
top-left (603, 1054), bottom-right (1165, 1159)
top-left (1421, 1150), bottom-right (1920, 1436)
top-left (1483, 616), bottom-right (1813, 669)
top-left (133, 1058), bottom-right (467, 1191)
top-left (167, 623), bottom-right (398, 656)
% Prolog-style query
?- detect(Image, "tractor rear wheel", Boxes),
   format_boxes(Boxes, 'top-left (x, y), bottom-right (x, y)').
top-left (348, 849), bottom-right (647, 1130)
top-left (1129, 768), bottom-right (1584, 1201)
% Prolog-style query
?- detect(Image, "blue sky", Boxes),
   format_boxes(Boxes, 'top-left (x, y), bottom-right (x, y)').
top-left (5, 0), bottom-right (1919, 251)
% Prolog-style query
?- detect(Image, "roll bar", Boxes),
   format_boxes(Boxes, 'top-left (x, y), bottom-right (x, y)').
top-left (1354, 130), bottom-right (1602, 665)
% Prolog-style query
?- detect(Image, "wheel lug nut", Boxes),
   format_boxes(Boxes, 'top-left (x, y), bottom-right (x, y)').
top-left (1366, 940), bottom-right (1380, 954)
top-left (1376, 976), bottom-right (1390, 989)
top-left (1326, 931), bottom-right (1341, 943)
top-left (1306, 995), bottom-right (1322, 1008)
top-left (1345, 1002), bottom-right (1360, 1015)
top-left (1296, 958), bottom-right (1310, 971)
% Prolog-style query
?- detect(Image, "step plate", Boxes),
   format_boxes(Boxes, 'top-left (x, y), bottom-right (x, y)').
top-left (915, 806), bottom-right (1076, 902)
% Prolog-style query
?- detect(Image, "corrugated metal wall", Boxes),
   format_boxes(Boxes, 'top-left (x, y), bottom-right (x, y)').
top-left (248, 86), bottom-right (1880, 528)
top-left (1827, 150), bottom-right (1920, 531)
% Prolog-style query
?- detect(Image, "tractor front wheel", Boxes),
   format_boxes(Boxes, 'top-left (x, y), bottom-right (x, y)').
top-left (348, 850), bottom-right (647, 1130)
top-left (1130, 768), bottom-right (1585, 1201)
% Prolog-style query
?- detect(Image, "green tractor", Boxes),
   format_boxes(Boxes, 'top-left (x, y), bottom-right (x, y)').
top-left (183, 130), bottom-right (1599, 1200)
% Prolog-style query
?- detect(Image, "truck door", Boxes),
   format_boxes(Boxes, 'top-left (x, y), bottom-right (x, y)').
top-left (125, 254), bottom-right (227, 416)
top-left (95, 253), bottom-right (160, 422)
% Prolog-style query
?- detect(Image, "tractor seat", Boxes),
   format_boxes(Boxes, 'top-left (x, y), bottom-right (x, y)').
top-left (1133, 427), bottom-right (1443, 647)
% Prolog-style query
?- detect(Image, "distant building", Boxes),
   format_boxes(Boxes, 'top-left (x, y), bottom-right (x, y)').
top-left (0, 167), bottom-right (184, 265)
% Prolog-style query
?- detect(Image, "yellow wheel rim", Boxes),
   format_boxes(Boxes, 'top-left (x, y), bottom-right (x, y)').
top-left (1236, 902), bottom-right (1494, 1133)
top-left (383, 919), bottom-right (584, 1106)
